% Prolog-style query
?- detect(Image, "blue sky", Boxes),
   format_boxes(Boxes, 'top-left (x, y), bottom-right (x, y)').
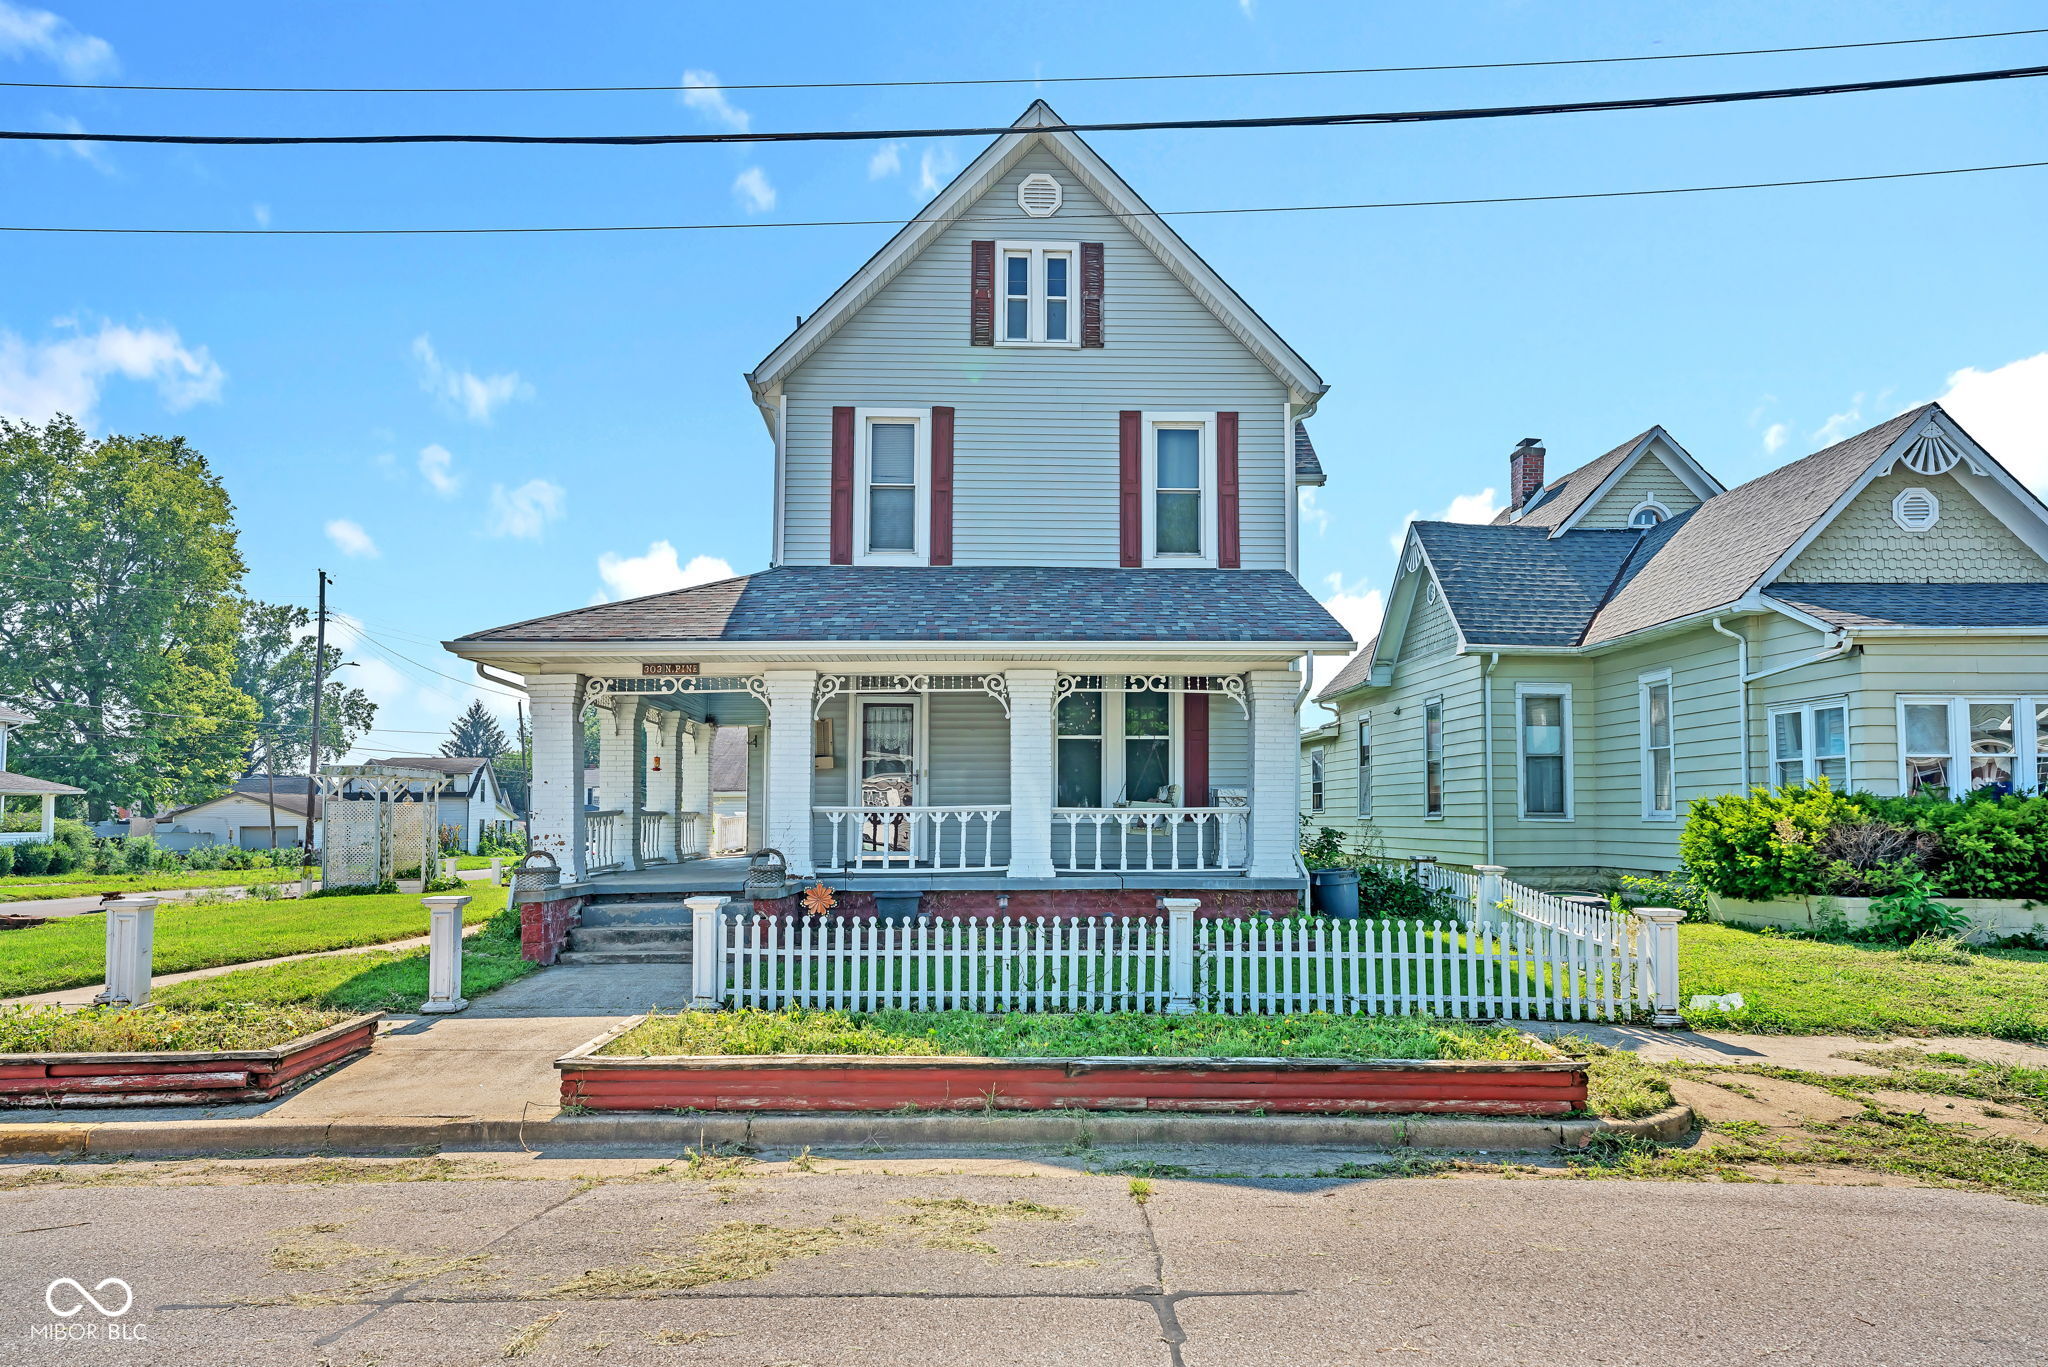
top-left (3, 1), bottom-right (2045, 754)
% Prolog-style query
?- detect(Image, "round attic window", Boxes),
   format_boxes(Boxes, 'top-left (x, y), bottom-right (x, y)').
top-left (1628, 500), bottom-right (1670, 528)
top-left (1017, 173), bottom-right (1064, 217)
top-left (1892, 486), bottom-right (1941, 532)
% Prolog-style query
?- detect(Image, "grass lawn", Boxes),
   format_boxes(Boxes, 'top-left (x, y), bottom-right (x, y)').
top-left (0, 885), bottom-right (505, 998)
top-left (0, 868), bottom-right (308, 903)
top-left (150, 906), bottom-right (535, 1013)
top-left (1678, 922), bottom-right (2048, 1039)
top-left (0, 1002), bottom-right (356, 1053)
top-left (601, 1007), bottom-right (1550, 1061)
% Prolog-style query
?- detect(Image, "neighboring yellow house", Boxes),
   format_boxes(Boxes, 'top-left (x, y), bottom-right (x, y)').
top-left (1302, 403), bottom-right (2048, 889)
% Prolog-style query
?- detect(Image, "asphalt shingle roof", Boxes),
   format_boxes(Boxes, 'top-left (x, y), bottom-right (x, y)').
top-left (458, 566), bottom-right (1353, 646)
top-left (1490, 430), bottom-right (1655, 531)
top-left (0, 772), bottom-right (84, 796)
top-left (1293, 422), bottom-right (1325, 484)
top-left (1766, 583), bottom-right (2048, 629)
top-left (1414, 522), bottom-right (1643, 647)
top-left (1315, 635), bottom-right (1378, 701)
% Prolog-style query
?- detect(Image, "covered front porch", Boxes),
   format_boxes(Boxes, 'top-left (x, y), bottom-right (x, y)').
top-left (526, 657), bottom-right (1309, 897)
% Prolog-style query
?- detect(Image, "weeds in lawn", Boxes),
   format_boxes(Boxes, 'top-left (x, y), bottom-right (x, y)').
top-left (551, 1217), bottom-right (889, 1297)
top-left (502, 1311), bottom-right (563, 1358)
top-left (1548, 1035), bottom-right (1676, 1119)
top-left (1126, 1178), bottom-right (1154, 1205)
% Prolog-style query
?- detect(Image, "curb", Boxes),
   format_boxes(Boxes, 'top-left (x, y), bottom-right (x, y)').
top-left (0, 1104), bottom-right (1693, 1159)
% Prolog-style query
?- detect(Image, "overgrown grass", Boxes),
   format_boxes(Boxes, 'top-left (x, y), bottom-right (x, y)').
top-left (150, 898), bottom-right (534, 1012)
top-left (0, 868), bottom-right (306, 903)
top-left (1678, 922), bottom-right (2048, 1039)
top-left (1548, 1035), bottom-right (1675, 1119)
top-left (0, 886), bottom-right (506, 998)
top-left (599, 1007), bottom-right (1551, 1061)
top-left (0, 1002), bottom-right (356, 1053)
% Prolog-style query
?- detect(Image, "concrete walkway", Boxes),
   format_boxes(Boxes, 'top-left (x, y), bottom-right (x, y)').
top-left (1521, 1020), bottom-right (2048, 1073)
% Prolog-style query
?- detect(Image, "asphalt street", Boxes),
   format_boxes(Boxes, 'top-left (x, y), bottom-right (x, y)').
top-left (0, 1151), bottom-right (2041, 1366)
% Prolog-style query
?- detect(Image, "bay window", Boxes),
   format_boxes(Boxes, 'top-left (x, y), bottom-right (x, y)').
top-left (1518, 686), bottom-right (1571, 820)
top-left (1641, 673), bottom-right (1675, 819)
top-left (1141, 414), bottom-right (1217, 567)
top-left (1055, 678), bottom-right (1180, 807)
top-left (1897, 696), bottom-right (2047, 796)
top-left (997, 241), bottom-right (1078, 346)
top-left (853, 408), bottom-right (930, 564)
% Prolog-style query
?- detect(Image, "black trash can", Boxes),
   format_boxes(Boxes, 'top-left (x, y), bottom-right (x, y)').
top-left (1309, 868), bottom-right (1360, 920)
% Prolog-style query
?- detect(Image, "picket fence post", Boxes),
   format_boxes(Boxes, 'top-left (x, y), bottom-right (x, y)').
top-left (1163, 898), bottom-right (1198, 1014)
top-left (420, 894), bottom-right (472, 1014)
top-left (1635, 907), bottom-right (1686, 1027)
top-left (1473, 865), bottom-right (1506, 927)
top-left (686, 895), bottom-right (729, 1010)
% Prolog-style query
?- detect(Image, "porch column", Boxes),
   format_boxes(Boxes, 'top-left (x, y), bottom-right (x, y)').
top-left (1005, 668), bottom-right (1058, 879)
top-left (676, 719), bottom-right (716, 860)
top-left (761, 671), bottom-right (818, 877)
top-left (39, 793), bottom-right (56, 842)
top-left (1247, 668), bottom-right (1305, 880)
top-left (526, 674), bottom-right (589, 882)
top-left (598, 695), bottom-right (650, 870)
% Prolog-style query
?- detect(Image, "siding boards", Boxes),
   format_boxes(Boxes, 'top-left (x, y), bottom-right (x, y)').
top-left (1573, 455), bottom-right (1705, 529)
top-left (1779, 469), bottom-right (2048, 583)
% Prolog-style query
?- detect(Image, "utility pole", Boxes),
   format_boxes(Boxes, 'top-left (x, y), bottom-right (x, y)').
top-left (305, 569), bottom-right (331, 893)
top-left (263, 733), bottom-right (278, 850)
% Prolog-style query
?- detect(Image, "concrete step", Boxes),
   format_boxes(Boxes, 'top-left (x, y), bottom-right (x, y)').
top-left (578, 900), bottom-right (697, 927)
top-left (553, 949), bottom-right (694, 966)
top-left (567, 925), bottom-right (692, 951)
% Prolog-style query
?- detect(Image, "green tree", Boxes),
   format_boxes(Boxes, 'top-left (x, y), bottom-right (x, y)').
top-left (442, 699), bottom-right (509, 758)
top-left (496, 710), bottom-right (532, 815)
top-left (232, 599), bottom-right (377, 770)
top-left (0, 417), bottom-right (257, 815)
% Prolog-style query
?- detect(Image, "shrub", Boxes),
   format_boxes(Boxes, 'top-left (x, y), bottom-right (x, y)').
top-left (1299, 823), bottom-right (1351, 871)
top-left (9, 842), bottom-right (54, 877)
top-left (1615, 869), bottom-right (1707, 918)
top-left (1356, 863), bottom-right (1459, 919)
top-left (0, 844), bottom-right (11, 877)
top-left (1863, 870), bottom-right (1971, 944)
top-left (1679, 779), bottom-right (1861, 900)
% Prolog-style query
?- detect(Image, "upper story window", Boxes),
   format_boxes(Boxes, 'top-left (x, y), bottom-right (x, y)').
top-left (853, 408), bottom-right (930, 565)
top-left (1141, 413), bottom-right (1217, 567)
top-left (997, 241), bottom-right (1079, 347)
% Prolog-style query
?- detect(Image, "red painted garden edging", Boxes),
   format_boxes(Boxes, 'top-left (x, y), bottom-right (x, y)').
top-left (0, 1014), bottom-right (379, 1107)
top-left (557, 1020), bottom-right (1587, 1116)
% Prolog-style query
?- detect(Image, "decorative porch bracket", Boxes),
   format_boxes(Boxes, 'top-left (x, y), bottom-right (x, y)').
top-left (1055, 672), bottom-right (1249, 719)
top-left (582, 675), bottom-right (766, 714)
top-left (814, 672), bottom-right (1013, 718)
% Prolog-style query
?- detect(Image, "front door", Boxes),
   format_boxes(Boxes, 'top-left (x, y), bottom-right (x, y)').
top-left (857, 697), bottom-right (922, 860)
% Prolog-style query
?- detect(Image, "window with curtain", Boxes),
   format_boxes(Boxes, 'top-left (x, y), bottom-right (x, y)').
top-left (866, 420), bottom-right (917, 554)
top-left (1769, 700), bottom-right (1848, 789)
top-left (1971, 701), bottom-right (2017, 790)
top-left (1357, 716), bottom-right (1372, 817)
top-left (1153, 426), bottom-right (1203, 558)
top-left (1424, 698), bottom-right (1444, 816)
top-left (1520, 690), bottom-right (1567, 818)
top-left (1642, 677), bottom-right (1674, 817)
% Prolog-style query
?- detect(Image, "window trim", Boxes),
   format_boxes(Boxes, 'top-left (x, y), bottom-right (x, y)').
top-left (1639, 670), bottom-right (1677, 821)
top-left (1515, 682), bottom-right (1574, 822)
top-left (851, 407), bottom-right (932, 566)
top-left (1140, 412), bottom-right (1219, 568)
top-left (1356, 713), bottom-right (1373, 818)
top-left (1422, 694), bottom-right (1445, 819)
top-left (1308, 748), bottom-right (1326, 813)
top-left (1627, 499), bottom-right (1671, 528)
top-left (1769, 696), bottom-right (1851, 790)
top-left (1894, 694), bottom-right (2045, 797)
top-left (994, 239), bottom-right (1081, 348)
top-left (1051, 679), bottom-right (1184, 809)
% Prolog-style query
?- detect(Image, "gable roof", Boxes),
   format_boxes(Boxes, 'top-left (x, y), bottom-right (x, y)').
top-left (0, 704), bottom-right (32, 727)
top-left (1414, 522), bottom-right (1643, 647)
top-left (165, 790), bottom-right (311, 819)
top-left (1491, 426), bottom-right (1722, 535)
top-left (1314, 636), bottom-right (1377, 701)
top-left (746, 102), bottom-right (1326, 413)
top-left (455, 565), bottom-right (1352, 648)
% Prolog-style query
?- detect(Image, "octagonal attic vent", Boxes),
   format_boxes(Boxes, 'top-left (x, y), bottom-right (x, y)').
top-left (1892, 486), bottom-right (1941, 532)
top-left (1017, 173), bottom-right (1064, 217)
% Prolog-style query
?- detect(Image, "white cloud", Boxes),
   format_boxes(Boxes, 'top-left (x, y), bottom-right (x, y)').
top-left (0, 318), bottom-right (224, 426)
top-left (0, 2), bottom-right (115, 77)
top-left (1297, 486), bottom-right (1331, 536)
top-left (417, 443), bottom-right (460, 497)
top-left (595, 540), bottom-right (735, 601)
top-left (39, 112), bottom-right (113, 174)
top-left (1811, 396), bottom-right (1865, 447)
top-left (252, 203), bottom-right (271, 228)
top-left (868, 143), bottom-right (901, 179)
top-left (486, 478), bottom-right (565, 539)
top-left (1310, 573), bottom-right (1385, 698)
top-left (325, 518), bottom-right (379, 558)
top-left (411, 334), bottom-right (532, 423)
top-left (1937, 352), bottom-right (2048, 494)
top-left (1385, 486), bottom-right (1499, 555)
top-left (1762, 422), bottom-right (1789, 455)
top-left (1238, 0), bottom-right (1257, 14)
top-left (678, 69), bottom-right (749, 131)
top-left (917, 145), bottom-right (957, 197)
top-left (732, 166), bottom-right (776, 213)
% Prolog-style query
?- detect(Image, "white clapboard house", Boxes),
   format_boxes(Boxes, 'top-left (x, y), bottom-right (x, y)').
top-left (443, 103), bottom-right (1352, 920)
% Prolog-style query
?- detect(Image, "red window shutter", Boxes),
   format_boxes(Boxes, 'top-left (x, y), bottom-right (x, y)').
top-left (1216, 411), bottom-right (1241, 569)
top-left (829, 406), bottom-right (855, 564)
top-left (930, 405), bottom-right (955, 566)
top-left (969, 241), bottom-right (996, 346)
top-left (1183, 693), bottom-right (1210, 808)
top-left (1119, 410), bottom-right (1143, 567)
top-left (1080, 242), bottom-right (1105, 347)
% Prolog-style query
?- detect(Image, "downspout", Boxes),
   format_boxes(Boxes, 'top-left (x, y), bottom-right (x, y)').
top-left (1481, 652), bottom-right (1499, 865)
top-left (1709, 619), bottom-right (1749, 788)
top-left (1293, 651), bottom-right (1314, 893)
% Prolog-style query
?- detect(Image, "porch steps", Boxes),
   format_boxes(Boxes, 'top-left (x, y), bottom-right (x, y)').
top-left (577, 899), bottom-right (697, 928)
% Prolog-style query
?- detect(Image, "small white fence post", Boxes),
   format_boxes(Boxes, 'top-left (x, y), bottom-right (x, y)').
top-left (1636, 907), bottom-right (1686, 1027)
top-left (1474, 865), bottom-right (1506, 928)
top-left (1163, 898), bottom-right (1198, 1014)
top-left (488, 857), bottom-right (504, 885)
top-left (95, 895), bottom-right (159, 1006)
top-left (420, 894), bottom-right (472, 1014)
top-left (686, 895), bottom-right (730, 1010)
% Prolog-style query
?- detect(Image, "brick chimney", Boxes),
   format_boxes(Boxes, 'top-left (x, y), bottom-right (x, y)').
top-left (1510, 438), bottom-right (1546, 509)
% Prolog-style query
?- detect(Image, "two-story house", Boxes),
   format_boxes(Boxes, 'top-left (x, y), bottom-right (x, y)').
top-left (1303, 404), bottom-right (2048, 889)
top-left (445, 103), bottom-right (1353, 918)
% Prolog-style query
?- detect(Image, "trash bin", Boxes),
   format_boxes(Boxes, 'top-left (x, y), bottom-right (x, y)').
top-left (1309, 868), bottom-right (1361, 920)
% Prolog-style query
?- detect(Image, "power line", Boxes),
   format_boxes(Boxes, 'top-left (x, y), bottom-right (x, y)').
top-left (347, 627), bottom-right (525, 701)
top-left (6, 27), bottom-right (2044, 94)
top-left (7, 63), bottom-right (2044, 147)
top-left (2, 156), bottom-right (2041, 238)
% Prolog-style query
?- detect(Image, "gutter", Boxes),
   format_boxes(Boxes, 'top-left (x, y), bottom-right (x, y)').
top-left (1713, 616), bottom-right (1855, 787)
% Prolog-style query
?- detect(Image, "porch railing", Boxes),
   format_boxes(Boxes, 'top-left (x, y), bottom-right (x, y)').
top-left (1052, 807), bottom-right (1249, 873)
top-left (586, 810), bottom-right (623, 873)
top-left (637, 811), bottom-right (672, 866)
top-left (817, 805), bottom-right (1010, 873)
top-left (676, 811), bottom-right (708, 860)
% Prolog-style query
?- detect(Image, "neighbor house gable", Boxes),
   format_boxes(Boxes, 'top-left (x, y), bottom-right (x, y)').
top-left (1561, 431), bottom-right (1722, 532)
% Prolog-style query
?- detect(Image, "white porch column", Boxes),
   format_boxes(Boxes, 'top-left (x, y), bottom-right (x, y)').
top-left (597, 695), bottom-right (649, 871)
top-left (1247, 668), bottom-right (1305, 880)
top-left (526, 673), bottom-right (589, 882)
top-left (38, 792), bottom-right (55, 841)
top-left (677, 719), bottom-right (716, 860)
top-left (761, 671), bottom-right (818, 877)
top-left (1005, 668), bottom-right (1058, 879)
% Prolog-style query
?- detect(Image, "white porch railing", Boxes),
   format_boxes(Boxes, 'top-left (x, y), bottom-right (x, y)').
top-left (817, 806), bottom-right (1009, 873)
top-left (586, 810), bottom-right (623, 873)
top-left (677, 811), bottom-right (708, 860)
top-left (637, 811), bottom-right (672, 866)
top-left (1052, 808), bottom-right (1248, 873)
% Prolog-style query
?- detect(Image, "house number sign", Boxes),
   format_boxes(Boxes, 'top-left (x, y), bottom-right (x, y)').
top-left (641, 663), bottom-right (700, 676)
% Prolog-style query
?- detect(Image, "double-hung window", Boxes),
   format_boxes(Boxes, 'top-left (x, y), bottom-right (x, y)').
top-left (997, 241), bottom-right (1078, 346)
top-left (1055, 679), bottom-right (1181, 807)
top-left (1640, 672), bottom-right (1675, 819)
top-left (1896, 696), bottom-right (2047, 796)
top-left (1423, 697), bottom-right (1445, 817)
top-left (1141, 413), bottom-right (1217, 566)
top-left (1308, 749), bottom-right (1326, 813)
top-left (1770, 699), bottom-right (1848, 788)
top-left (852, 408), bottom-right (930, 564)
top-left (1518, 686), bottom-right (1570, 820)
top-left (1356, 716), bottom-right (1373, 817)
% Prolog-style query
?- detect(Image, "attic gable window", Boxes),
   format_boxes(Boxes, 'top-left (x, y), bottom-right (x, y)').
top-left (997, 241), bottom-right (1079, 347)
top-left (1629, 500), bottom-right (1670, 528)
